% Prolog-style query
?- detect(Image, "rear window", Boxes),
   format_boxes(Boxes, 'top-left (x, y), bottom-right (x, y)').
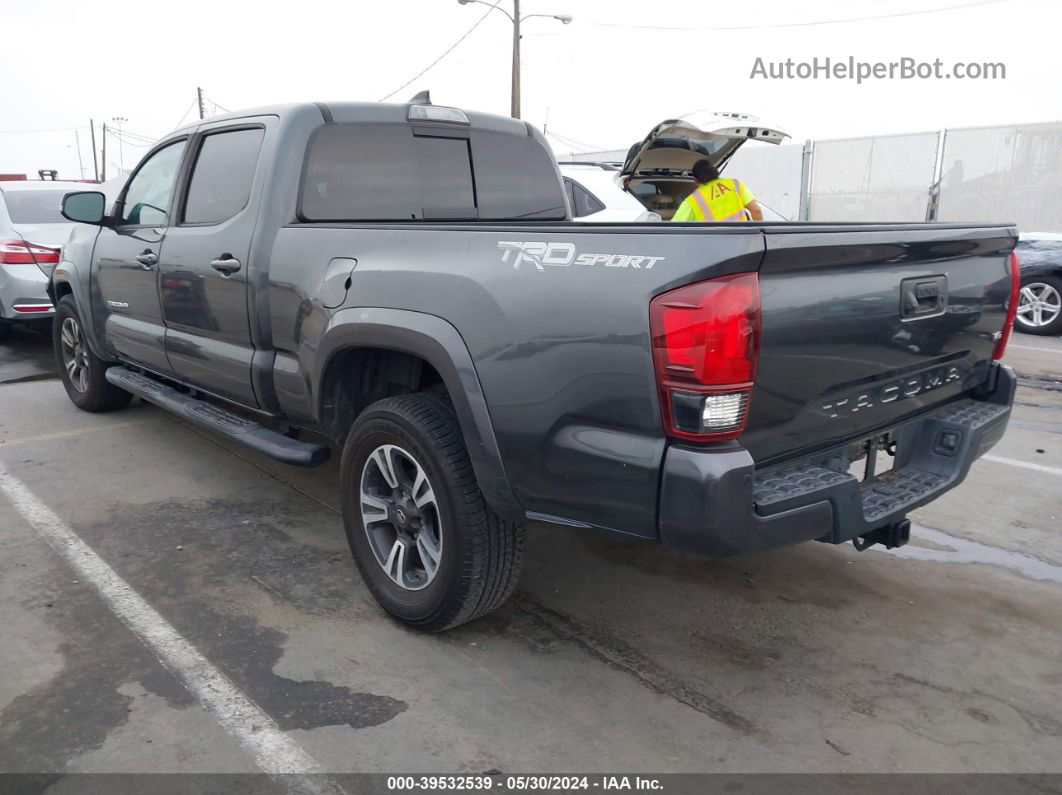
top-left (299, 122), bottom-right (565, 222)
top-left (1, 190), bottom-right (68, 224)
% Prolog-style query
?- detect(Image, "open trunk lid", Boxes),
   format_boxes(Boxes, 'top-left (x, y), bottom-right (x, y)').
top-left (741, 223), bottom-right (1017, 465)
top-left (622, 112), bottom-right (788, 178)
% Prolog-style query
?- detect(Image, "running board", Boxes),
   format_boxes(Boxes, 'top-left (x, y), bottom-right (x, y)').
top-left (105, 366), bottom-right (330, 468)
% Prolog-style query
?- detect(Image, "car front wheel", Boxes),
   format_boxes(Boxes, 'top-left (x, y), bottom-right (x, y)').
top-left (53, 296), bottom-right (133, 412)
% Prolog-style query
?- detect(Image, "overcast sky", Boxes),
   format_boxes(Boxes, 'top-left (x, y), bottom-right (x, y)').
top-left (2, 0), bottom-right (1058, 178)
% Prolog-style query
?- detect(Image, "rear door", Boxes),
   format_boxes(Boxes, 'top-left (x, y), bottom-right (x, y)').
top-left (159, 122), bottom-right (267, 406)
top-left (93, 138), bottom-right (189, 373)
top-left (743, 224), bottom-right (1016, 465)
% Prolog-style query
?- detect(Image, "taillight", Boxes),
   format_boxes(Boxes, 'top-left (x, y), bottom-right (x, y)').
top-left (993, 251), bottom-right (1021, 361)
top-left (649, 272), bottom-right (761, 442)
top-left (0, 239), bottom-right (60, 266)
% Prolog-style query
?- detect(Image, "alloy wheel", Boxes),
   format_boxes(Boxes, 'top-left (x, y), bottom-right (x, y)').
top-left (60, 316), bottom-right (89, 393)
top-left (360, 443), bottom-right (443, 591)
top-left (1016, 282), bottom-right (1062, 328)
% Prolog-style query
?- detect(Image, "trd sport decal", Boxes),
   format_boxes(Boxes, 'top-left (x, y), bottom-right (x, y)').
top-left (498, 241), bottom-right (665, 271)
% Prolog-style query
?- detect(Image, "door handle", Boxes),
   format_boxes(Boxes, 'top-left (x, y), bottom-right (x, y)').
top-left (210, 254), bottom-right (241, 275)
top-left (135, 250), bottom-right (158, 269)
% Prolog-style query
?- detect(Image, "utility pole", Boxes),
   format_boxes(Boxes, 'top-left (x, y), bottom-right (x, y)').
top-left (89, 118), bottom-right (99, 182)
top-left (511, 0), bottom-right (521, 119)
top-left (197, 86), bottom-right (206, 120)
top-left (74, 130), bottom-right (86, 179)
top-left (101, 122), bottom-right (107, 182)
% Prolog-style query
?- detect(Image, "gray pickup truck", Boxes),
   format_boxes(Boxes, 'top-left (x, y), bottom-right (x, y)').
top-left (51, 98), bottom-right (1020, 631)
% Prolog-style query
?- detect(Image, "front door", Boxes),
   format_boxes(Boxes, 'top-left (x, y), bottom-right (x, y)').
top-left (93, 138), bottom-right (188, 373)
top-left (159, 124), bottom-right (266, 407)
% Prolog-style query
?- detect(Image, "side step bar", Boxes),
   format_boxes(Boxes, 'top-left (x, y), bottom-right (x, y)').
top-left (105, 366), bottom-right (330, 468)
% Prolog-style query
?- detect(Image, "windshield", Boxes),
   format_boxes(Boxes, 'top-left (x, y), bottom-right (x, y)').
top-left (2, 189), bottom-right (69, 224)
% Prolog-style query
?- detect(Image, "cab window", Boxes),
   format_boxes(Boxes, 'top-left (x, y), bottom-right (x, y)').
top-left (182, 128), bottom-right (264, 225)
top-left (119, 141), bottom-right (187, 226)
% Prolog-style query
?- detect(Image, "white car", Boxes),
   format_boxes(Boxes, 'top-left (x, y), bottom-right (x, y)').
top-left (561, 162), bottom-right (789, 223)
top-left (622, 112), bottom-right (789, 220)
top-left (0, 180), bottom-right (92, 340)
top-left (558, 163), bottom-right (660, 222)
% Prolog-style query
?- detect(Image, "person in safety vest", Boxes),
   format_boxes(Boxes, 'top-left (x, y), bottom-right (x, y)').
top-left (671, 159), bottom-right (763, 222)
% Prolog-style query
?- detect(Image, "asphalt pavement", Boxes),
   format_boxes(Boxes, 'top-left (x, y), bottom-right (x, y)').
top-left (1, 328), bottom-right (1060, 780)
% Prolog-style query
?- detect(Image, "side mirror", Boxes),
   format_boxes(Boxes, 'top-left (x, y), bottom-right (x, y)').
top-left (61, 191), bottom-right (107, 225)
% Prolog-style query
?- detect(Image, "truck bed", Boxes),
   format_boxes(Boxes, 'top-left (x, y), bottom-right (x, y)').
top-left (267, 219), bottom-right (1016, 540)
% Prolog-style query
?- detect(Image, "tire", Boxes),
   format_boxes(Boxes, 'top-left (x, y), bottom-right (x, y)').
top-left (0, 321), bottom-right (11, 342)
top-left (1014, 276), bottom-right (1062, 336)
top-left (53, 296), bottom-right (133, 412)
top-left (340, 392), bottom-right (524, 632)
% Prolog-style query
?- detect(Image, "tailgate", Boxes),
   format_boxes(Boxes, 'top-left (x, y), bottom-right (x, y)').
top-left (743, 224), bottom-right (1017, 464)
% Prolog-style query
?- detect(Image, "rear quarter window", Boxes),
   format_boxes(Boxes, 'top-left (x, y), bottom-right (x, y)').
top-left (468, 129), bottom-right (566, 220)
top-left (299, 122), bottom-right (565, 222)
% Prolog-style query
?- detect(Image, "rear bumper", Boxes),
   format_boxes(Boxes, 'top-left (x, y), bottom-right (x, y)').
top-left (1, 266), bottom-right (54, 322)
top-left (658, 364), bottom-right (1016, 556)
top-left (0, 304), bottom-right (54, 322)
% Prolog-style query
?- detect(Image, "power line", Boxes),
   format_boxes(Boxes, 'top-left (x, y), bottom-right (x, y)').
top-left (583, 0), bottom-right (1000, 31)
top-left (205, 95), bottom-right (230, 114)
top-left (172, 98), bottom-right (198, 130)
top-left (116, 128), bottom-right (157, 143)
top-left (377, 1), bottom-right (502, 102)
top-left (107, 126), bottom-right (153, 141)
top-left (105, 126), bottom-right (154, 144)
top-left (547, 129), bottom-right (608, 152)
top-left (546, 135), bottom-right (597, 154)
top-left (0, 125), bottom-right (87, 135)
top-left (106, 128), bottom-right (153, 148)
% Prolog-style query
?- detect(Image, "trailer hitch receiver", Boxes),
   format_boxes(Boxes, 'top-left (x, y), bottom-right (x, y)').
top-left (852, 519), bottom-right (911, 551)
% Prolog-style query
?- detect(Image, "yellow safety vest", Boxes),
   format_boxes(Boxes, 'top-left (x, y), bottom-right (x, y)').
top-left (684, 178), bottom-right (751, 222)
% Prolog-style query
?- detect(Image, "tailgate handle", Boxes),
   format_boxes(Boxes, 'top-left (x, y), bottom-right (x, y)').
top-left (901, 276), bottom-right (947, 319)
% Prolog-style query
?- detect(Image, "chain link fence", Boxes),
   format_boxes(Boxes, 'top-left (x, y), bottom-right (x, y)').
top-left (936, 121), bottom-right (1062, 231)
top-left (724, 142), bottom-right (804, 221)
top-left (555, 120), bottom-right (1062, 231)
top-left (806, 132), bottom-right (941, 223)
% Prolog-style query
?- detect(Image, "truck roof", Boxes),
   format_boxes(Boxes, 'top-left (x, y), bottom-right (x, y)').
top-left (173, 101), bottom-right (530, 138)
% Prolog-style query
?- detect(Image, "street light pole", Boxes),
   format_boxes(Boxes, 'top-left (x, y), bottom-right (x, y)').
top-left (457, 0), bottom-right (571, 120)
top-left (511, 0), bottom-right (520, 119)
top-left (112, 116), bottom-right (128, 169)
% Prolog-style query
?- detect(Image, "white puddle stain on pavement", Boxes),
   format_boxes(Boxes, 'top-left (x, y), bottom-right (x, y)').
top-left (874, 522), bottom-right (1062, 584)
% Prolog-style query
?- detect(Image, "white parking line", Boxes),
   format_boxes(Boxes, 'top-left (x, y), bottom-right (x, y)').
top-left (0, 462), bottom-right (345, 794)
top-left (983, 454), bottom-right (1062, 478)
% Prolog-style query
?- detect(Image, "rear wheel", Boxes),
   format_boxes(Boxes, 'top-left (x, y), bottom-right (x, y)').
top-left (53, 296), bottom-right (133, 412)
top-left (0, 321), bottom-right (10, 342)
top-left (340, 393), bottom-right (524, 632)
top-left (1015, 276), bottom-right (1062, 336)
